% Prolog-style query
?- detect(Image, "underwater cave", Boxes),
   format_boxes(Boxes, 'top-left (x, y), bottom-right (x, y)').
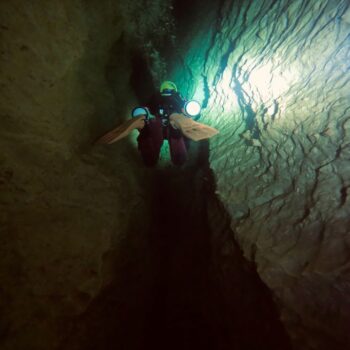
top-left (0, 1), bottom-right (350, 349)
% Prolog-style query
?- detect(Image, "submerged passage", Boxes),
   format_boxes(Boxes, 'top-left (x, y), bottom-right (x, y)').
top-left (143, 163), bottom-right (292, 350)
top-left (62, 150), bottom-right (292, 350)
top-left (1, 1), bottom-right (350, 349)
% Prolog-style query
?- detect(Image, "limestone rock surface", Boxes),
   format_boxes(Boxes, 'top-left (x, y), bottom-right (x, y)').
top-left (0, 1), bottom-right (170, 348)
top-left (169, 0), bottom-right (350, 349)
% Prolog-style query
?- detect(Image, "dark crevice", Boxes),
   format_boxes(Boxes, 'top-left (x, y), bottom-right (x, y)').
top-left (130, 50), bottom-right (156, 104)
top-left (340, 186), bottom-right (348, 207)
top-left (61, 142), bottom-right (292, 350)
top-left (201, 74), bottom-right (210, 109)
top-left (232, 76), bottom-right (260, 139)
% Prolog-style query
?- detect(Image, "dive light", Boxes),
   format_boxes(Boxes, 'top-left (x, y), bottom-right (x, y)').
top-left (184, 100), bottom-right (201, 117)
top-left (131, 107), bottom-right (149, 118)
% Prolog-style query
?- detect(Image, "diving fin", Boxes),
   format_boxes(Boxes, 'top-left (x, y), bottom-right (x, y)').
top-left (95, 116), bottom-right (145, 144)
top-left (169, 113), bottom-right (219, 141)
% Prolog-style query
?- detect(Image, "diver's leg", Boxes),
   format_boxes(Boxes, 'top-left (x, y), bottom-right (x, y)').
top-left (168, 127), bottom-right (187, 166)
top-left (137, 119), bottom-right (163, 166)
top-left (184, 137), bottom-right (191, 151)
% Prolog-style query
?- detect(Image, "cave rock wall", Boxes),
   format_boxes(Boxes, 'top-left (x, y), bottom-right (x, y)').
top-left (0, 1), bottom-right (170, 349)
top-left (170, 0), bottom-right (350, 349)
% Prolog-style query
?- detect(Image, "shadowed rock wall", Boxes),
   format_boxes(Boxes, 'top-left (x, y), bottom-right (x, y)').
top-left (0, 1), bottom-right (171, 349)
top-left (169, 0), bottom-right (350, 349)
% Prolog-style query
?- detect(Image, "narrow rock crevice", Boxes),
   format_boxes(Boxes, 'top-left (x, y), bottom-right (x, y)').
top-left (1, 1), bottom-right (350, 349)
top-left (61, 144), bottom-right (292, 350)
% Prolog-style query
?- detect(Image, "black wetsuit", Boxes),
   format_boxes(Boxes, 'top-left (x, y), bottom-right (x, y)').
top-left (148, 92), bottom-right (185, 119)
top-left (137, 92), bottom-right (189, 166)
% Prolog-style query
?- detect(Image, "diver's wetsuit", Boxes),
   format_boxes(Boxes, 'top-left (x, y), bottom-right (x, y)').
top-left (137, 92), bottom-right (189, 166)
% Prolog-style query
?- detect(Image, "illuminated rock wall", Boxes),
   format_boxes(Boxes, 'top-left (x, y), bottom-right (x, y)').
top-left (171, 0), bottom-right (350, 349)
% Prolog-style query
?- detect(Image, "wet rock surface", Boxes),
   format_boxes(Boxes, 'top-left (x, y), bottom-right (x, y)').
top-left (0, 1), bottom-right (159, 348)
top-left (169, 0), bottom-right (350, 348)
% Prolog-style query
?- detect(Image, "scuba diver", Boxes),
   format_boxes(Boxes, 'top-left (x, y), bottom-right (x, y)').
top-left (96, 81), bottom-right (218, 166)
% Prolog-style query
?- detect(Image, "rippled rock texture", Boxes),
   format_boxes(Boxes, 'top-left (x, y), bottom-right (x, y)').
top-left (170, 0), bottom-right (350, 348)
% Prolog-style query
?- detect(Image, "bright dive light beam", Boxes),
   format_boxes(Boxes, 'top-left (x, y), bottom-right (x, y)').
top-left (218, 68), bottom-right (239, 111)
top-left (248, 62), bottom-right (292, 101)
top-left (184, 100), bottom-right (201, 116)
